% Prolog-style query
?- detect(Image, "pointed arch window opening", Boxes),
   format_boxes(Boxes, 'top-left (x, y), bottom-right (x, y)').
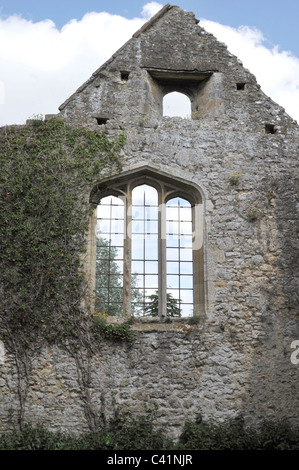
top-left (95, 177), bottom-right (202, 318)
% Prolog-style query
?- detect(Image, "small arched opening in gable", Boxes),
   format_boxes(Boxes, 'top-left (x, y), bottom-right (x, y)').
top-left (163, 91), bottom-right (192, 119)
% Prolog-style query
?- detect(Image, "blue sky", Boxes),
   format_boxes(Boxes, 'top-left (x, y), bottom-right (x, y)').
top-left (0, 1), bottom-right (299, 125)
top-left (1, 0), bottom-right (298, 55)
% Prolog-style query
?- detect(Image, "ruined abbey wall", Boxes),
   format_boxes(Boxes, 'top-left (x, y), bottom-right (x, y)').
top-left (0, 5), bottom-right (298, 438)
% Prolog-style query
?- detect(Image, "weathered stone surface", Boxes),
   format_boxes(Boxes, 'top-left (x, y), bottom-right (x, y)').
top-left (0, 4), bottom-right (298, 439)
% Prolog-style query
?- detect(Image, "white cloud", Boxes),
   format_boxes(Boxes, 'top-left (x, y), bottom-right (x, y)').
top-left (0, 6), bottom-right (157, 126)
top-left (0, 80), bottom-right (4, 104)
top-left (163, 91), bottom-right (192, 118)
top-left (201, 20), bottom-right (299, 122)
top-left (0, 3), bottom-right (298, 126)
top-left (141, 2), bottom-right (163, 19)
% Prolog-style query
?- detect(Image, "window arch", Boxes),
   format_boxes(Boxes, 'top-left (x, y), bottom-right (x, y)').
top-left (90, 169), bottom-right (204, 318)
top-left (163, 91), bottom-right (191, 118)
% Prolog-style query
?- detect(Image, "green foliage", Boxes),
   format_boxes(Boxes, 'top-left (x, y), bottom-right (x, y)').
top-left (144, 292), bottom-right (181, 317)
top-left (0, 118), bottom-right (125, 353)
top-left (95, 405), bottom-right (169, 450)
top-left (95, 237), bottom-right (123, 315)
top-left (0, 423), bottom-right (69, 450)
top-left (91, 313), bottom-right (135, 345)
top-left (188, 315), bottom-right (200, 325)
top-left (99, 322), bottom-right (135, 344)
top-left (95, 236), bottom-right (142, 315)
top-left (226, 171), bottom-right (243, 186)
top-left (0, 407), bottom-right (169, 450)
top-left (178, 414), bottom-right (299, 450)
top-left (0, 413), bottom-right (298, 450)
top-left (246, 207), bottom-right (264, 222)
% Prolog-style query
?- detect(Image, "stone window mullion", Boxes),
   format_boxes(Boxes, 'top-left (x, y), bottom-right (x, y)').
top-left (158, 187), bottom-right (167, 317)
top-left (123, 185), bottom-right (132, 316)
top-left (192, 202), bottom-right (203, 317)
top-left (92, 169), bottom-right (204, 318)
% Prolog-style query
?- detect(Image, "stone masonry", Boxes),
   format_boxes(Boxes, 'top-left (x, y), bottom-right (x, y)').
top-left (0, 4), bottom-right (298, 439)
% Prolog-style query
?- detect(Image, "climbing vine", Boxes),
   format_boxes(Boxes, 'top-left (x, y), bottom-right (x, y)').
top-left (0, 117), bottom-right (126, 429)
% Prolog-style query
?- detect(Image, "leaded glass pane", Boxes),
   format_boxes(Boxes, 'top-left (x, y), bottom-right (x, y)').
top-left (166, 197), bottom-right (194, 317)
top-left (131, 184), bottom-right (158, 316)
top-left (95, 195), bottom-right (124, 316)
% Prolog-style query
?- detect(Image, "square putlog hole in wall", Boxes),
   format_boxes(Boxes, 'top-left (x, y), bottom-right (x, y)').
top-left (265, 124), bottom-right (277, 134)
top-left (121, 71), bottom-right (130, 81)
top-left (96, 117), bottom-right (109, 125)
top-left (236, 83), bottom-right (246, 90)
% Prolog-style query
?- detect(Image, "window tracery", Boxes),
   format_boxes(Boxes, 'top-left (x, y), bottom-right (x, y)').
top-left (91, 170), bottom-right (204, 318)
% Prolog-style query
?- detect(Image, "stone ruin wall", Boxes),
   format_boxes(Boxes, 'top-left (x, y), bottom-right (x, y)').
top-left (0, 5), bottom-right (298, 438)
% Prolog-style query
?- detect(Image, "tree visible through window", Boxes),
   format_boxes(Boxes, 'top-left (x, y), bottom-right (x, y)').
top-left (93, 173), bottom-right (203, 318)
top-left (96, 196), bottom-right (124, 315)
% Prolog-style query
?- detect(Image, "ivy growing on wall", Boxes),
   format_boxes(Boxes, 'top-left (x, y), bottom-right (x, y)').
top-left (0, 117), bottom-right (125, 429)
